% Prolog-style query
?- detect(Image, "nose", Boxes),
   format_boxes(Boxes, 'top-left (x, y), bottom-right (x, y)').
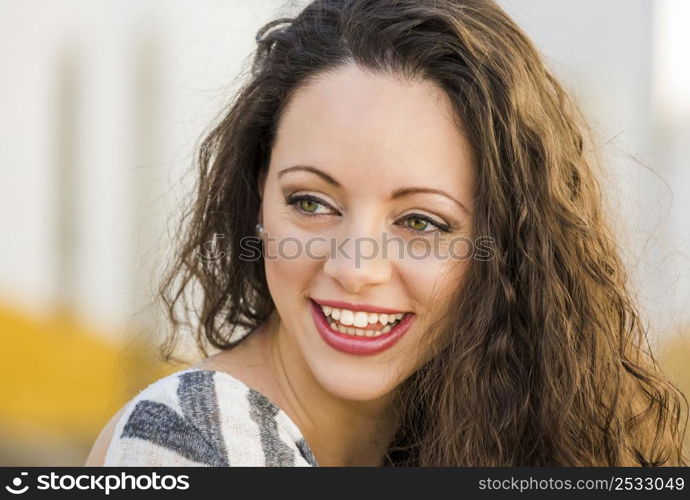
top-left (322, 221), bottom-right (392, 294)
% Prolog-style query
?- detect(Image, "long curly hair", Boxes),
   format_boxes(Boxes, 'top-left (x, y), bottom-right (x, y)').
top-left (157, 0), bottom-right (688, 466)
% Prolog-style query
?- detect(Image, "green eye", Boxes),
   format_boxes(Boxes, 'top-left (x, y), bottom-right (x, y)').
top-left (406, 216), bottom-right (429, 232)
top-left (284, 194), bottom-right (335, 217)
top-left (299, 198), bottom-right (319, 213)
top-left (400, 213), bottom-right (452, 235)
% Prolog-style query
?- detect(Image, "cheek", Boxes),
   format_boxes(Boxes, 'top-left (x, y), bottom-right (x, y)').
top-left (402, 251), bottom-right (467, 312)
top-left (384, 256), bottom-right (469, 371)
top-left (263, 224), bottom-right (325, 308)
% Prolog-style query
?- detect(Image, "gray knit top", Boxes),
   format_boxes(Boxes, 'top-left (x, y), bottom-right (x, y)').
top-left (104, 368), bottom-right (319, 467)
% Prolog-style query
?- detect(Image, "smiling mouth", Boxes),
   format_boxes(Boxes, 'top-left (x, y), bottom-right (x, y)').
top-left (309, 298), bottom-right (417, 355)
top-left (314, 302), bottom-right (409, 338)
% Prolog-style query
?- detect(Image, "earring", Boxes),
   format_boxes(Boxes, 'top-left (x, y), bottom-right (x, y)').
top-left (256, 223), bottom-right (264, 236)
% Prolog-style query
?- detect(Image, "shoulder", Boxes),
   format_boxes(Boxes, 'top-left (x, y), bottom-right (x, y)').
top-left (101, 369), bottom-right (237, 466)
top-left (95, 368), bottom-right (314, 466)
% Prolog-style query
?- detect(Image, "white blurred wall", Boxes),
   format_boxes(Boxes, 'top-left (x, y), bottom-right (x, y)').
top-left (1, 0), bottom-right (688, 343)
top-left (0, 0), bottom-right (296, 339)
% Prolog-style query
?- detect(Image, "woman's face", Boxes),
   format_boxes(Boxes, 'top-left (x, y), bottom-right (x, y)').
top-left (259, 63), bottom-right (476, 402)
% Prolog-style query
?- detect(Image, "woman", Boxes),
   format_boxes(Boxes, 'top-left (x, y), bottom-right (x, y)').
top-left (86, 0), bottom-right (688, 466)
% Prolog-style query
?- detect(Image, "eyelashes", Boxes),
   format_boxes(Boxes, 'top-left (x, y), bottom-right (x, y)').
top-left (284, 194), bottom-right (333, 216)
top-left (283, 193), bottom-right (453, 235)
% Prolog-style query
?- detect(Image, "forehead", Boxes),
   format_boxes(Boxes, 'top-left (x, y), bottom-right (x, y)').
top-left (270, 63), bottom-right (475, 191)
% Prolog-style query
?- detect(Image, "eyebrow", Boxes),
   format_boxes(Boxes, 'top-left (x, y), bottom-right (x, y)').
top-left (277, 165), bottom-right (469, 214)
top-left (278, 165), bottom-right (341, 187)
top-left (392, 187), bottom-right (469, 214)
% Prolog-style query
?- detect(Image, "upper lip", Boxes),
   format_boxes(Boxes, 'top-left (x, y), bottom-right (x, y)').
top-left (311, 298), bottom-right (410, 315)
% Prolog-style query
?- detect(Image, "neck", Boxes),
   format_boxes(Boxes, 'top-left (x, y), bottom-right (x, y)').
top-left (261, 312), bottom-right (399, 467)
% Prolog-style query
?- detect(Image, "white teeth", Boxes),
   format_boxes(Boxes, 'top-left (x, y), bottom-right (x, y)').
top-left (326, 316), bottom-right (402, 338)
top-left (353, 311), bottom-right (369, 328)
top-left (320, 305), bottom-right (406, 326)
top-left (339, 309), bottom-right (354, 326)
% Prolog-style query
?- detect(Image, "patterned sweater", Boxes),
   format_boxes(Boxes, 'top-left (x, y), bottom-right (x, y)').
top-left (104, 368), bottom-right (319, 466)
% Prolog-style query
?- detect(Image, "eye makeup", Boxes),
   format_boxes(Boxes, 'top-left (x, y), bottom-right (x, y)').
top-left (282, 192), bottom-right (457, 235)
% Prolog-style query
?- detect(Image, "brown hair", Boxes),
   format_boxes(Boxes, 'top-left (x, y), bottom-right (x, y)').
top-left (158, 0), bottom-right (688, 465)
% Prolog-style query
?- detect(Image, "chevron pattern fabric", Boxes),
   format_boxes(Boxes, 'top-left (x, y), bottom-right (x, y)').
top-left (104, 369), bottom-right (319, 467)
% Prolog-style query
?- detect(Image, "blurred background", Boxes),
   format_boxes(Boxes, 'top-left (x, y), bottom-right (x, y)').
top-left (0, 0), bottom-right (688, 465)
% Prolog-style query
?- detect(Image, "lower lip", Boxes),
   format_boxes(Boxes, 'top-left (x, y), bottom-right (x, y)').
top-left (309, 299), bottom-right (416, 356)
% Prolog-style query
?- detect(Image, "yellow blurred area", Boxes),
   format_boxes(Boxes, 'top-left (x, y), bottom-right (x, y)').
top-left (0, 300), bottom-right (178, 465)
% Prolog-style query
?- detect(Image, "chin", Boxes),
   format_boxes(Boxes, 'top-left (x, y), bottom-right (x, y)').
top-left (308, 361), bottom-right (398, 402)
